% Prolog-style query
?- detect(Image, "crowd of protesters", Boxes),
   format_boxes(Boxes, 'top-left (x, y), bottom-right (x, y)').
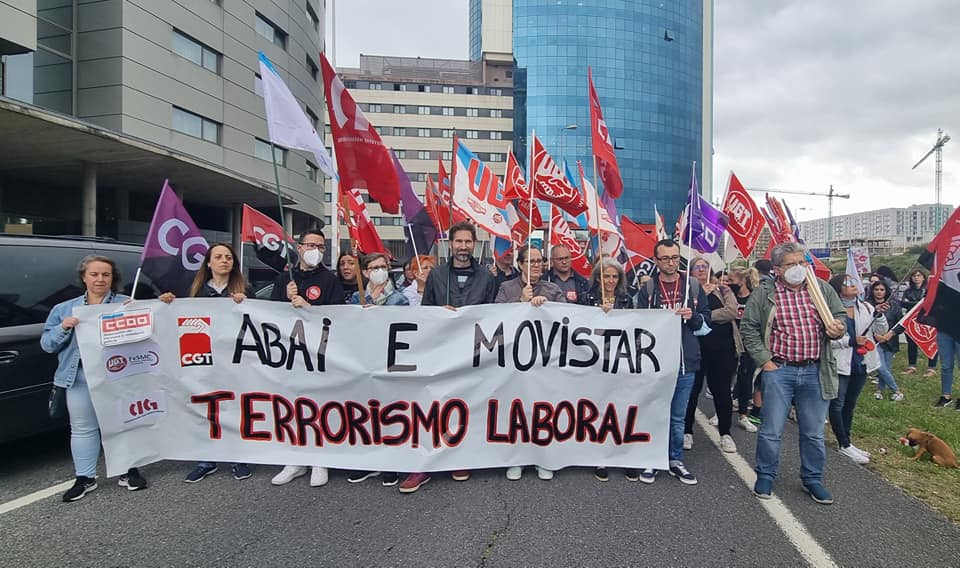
top-left (42, 221), bottom-right (954, 505)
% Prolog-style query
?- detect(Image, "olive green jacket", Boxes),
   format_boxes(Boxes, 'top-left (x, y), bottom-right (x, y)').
top-left (739, 277), bottom-right (847, 400)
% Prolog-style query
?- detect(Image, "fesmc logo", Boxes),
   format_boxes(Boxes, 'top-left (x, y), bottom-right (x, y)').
top-left (178, 317), bottom-right (213, 367)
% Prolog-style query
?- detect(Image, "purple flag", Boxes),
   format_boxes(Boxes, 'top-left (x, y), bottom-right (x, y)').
top-left (684, 165), bottom-right (729, 254)
top-left (141, 180), bottom-right (209, 296)
top-left (393, 151), bottom-right (437, 260)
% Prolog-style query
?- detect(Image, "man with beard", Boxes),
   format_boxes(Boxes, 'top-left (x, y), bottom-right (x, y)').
top-left (399, 221), bottom-right (497, 493)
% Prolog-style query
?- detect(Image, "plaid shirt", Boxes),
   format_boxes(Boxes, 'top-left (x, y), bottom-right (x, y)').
top-left (769, 279), bottom-right (823, 361)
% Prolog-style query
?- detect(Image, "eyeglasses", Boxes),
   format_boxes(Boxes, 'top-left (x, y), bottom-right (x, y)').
top-left (523, 259), bottom-right (545, 265)
top-left (657, 255), bottom-right (681, 263)
top-left (552, 256), bottom-right (571, 262)
top-left (692, 265), bottom-right (709, 272)
top-left (780, 260), bottom-right (807, 269)
top-left (300, 242), bottom-right (326, 250)
top-left (842, 280), bottom-right (857, 286)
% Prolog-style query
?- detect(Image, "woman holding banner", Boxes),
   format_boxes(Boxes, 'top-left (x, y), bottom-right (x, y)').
top-left (41, 255), bottom-right (148, 502)
top-left (159, 243), bottom-right (253, 483)
top-left (495, 246), bottom-right (564, 481)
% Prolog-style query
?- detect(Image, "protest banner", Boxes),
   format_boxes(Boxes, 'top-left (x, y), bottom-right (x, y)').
top-left (74, 301), bottom-right (681, 477)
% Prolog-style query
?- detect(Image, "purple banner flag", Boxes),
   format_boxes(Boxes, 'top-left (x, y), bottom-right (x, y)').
top-left (141, 180), bottom-right (209, 296)
top-left (394, 151), bottom-right (437, 260)
top-left (685, 166), bottom-right (729, 254)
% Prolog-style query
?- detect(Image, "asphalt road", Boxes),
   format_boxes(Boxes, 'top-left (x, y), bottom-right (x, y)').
top-left (2, 397), bottom-right (959, 567)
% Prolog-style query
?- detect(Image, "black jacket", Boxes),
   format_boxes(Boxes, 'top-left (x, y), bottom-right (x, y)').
top-left (635, 275), bottom-right (711, 373)
top-left (544, 269), bottom-right (592, 305)
top-left (423, 258), bottom-right (497, 307)
top-left (585, 285), bottom-right (634, 309)
top-left (271, 265), bottom-right (344, 306)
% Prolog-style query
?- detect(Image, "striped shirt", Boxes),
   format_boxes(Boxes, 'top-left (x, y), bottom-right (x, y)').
top-left (769, 279), bottom-right (822, 362)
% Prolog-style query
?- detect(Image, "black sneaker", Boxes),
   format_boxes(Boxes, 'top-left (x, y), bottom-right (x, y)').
top-left (934, 396), bottom-right (954, 408)
top-left (347, 471), bottom-right (381, 484)
top-left (62, 476), bottom-right (97, 502)
top-left (624, 469), bottom-right (639, 482)
top-left (668, 462), bottom-right (698, 485)
top-left (184, 463), bottom-right (217, 483)
top-left (232, 463), bottom-right (252, 481)
top-left (118, 468), bottom-right (147, 491)
top-left (594, 467), bottom-right (609, 482)
top-left (381, 472), bottom-right (399, 487)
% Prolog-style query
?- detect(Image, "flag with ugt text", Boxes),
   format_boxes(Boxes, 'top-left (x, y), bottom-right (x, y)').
top-left (241, 204), bottom-right (295, 273)
top-left (721, 171), bottom-right (765, 258)
top-left (320, 53), bottom-right (399, 213)
top-left (259, 52), bottom-right (336, 179)
top-left (919, 206), bottom-right (960, 339)
top-left (141, 180), bottom-right (209, 297)
top-left (452, 138), bottom-right (511, 237)
top-left (550, 209), bottom-right (592, 278)
top-left (588, 67), bottom-right (623, 199)
top-left (530, 135), bottom-right (587, 216)
top-left (394, 150), bottom-right (437, 259)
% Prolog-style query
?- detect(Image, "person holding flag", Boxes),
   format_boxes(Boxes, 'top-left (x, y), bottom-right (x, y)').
top-left (900, 269), bottom-right (938, 377)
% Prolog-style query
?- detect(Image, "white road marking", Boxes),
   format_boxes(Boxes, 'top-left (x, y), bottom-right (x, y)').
top-left (695, 410), bottom-right (838, 568)
top-left (0, 480), bottom-right (74, 515)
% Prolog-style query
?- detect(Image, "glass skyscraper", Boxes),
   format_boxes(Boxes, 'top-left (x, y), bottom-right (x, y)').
top-left (506, 0), bottom-right (705, 224)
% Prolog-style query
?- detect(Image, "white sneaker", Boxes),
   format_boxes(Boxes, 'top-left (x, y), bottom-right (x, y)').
top-left (708, 415), bottom-right (719, 427)
top-left (848, 444), bottom-right (872, 459)
top-left (839, 445), bottom-right (869, 464)
top-left (891, 392), bottom-right (905, 402)
top-left (310, 466), bottom-right (329, 487)
top-left (683, 433), bottom-right (693, 450)
top-left (705, 387), bottom-right (713, 399)
top-left (535, 466), bottom-right (554, 480)
top-left (271, 465), bottom-right (307, 485)
top-left (738, 415), bottom-right (758, 433)
top-left (505, 466), bottom-right (523, 480)
top-left (720, 434), bottom-right (737, 453)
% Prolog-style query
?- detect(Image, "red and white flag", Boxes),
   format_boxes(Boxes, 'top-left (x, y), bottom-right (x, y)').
top-left (550, 209), bottom-right (592, 277)
top-left (721, 171), bottom-right (765, 258)
top-left (320, 53), bottom-right (400, 214)
top-left (342, 188), bottom-right (388, 255)
top-left (588, 67), bottom-right (623, 199)
top-left (240, 204), bottom-right (293, 249)
top-left (577, 160), bottom-right (621, 256)
top-left (502, 148), bottom-right (530, 200)
top-left (531, 135), bottom-right (587, 216)
top-left (898, 302), bottom-right (939, 359)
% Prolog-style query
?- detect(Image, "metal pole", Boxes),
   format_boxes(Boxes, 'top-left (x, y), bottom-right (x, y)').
top-left (270, 144), bottom-right (295, 284)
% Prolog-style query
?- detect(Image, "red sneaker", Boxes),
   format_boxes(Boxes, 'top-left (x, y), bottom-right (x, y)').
top-left (451, 470), bottom-right (471, 481)
top-left (398, 472), bottom-right (431, 493)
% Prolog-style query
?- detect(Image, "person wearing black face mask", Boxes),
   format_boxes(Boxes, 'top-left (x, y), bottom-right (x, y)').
top-left (728, 266), bottom-right (763, 432)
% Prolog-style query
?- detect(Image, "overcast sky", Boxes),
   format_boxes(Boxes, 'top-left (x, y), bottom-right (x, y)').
top-left (327, 0), bottom-right (960, 222)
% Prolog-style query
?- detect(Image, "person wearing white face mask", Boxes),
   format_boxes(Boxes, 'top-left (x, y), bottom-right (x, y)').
top-left (270, 230), bottom-right (344, 488)
top-left (349, 253), bottom-right (409, 306)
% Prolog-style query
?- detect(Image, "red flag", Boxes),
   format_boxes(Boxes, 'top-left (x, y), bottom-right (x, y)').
top-left (620, 216), bottom-right (658, 262)
top-left (920, 206), bottom-right (960, 319)
top-left (502, 148), bottom-right (530, 200)
top-left (342, 188), bottom-right (388, 255)
top-left (550, 209), bottom-right (591, 277)
top-left (507, 201), bottom-right (545, 250)
top-left (435, 159), bottom-right (468, 230)
top-left (588, 67), bottom-right (623, 199)
top-left (320, 53), bottom-right (399, 213)
top-left (531, 135), bottom-right (587, 216)
top-left (240, 204), bottom-right (293, 247)
top-left (721, 172), bottom-right (765, 258)
top-left (900, 303), bottom-right (939, 359)
top-left (424, 175), bottom-right (445, 232)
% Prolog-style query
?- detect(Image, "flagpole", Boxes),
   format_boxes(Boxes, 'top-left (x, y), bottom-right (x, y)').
top-left (547, 204), bottom-right (554, 263)
top-left (130, 267), bottom-right (142, 301)
top-left (527, 130), bottom-right (536, 285)
top-left (407, 222), bottom-right (421, 262)
top-left (447, 134), bottom-right (459, 306)
top-left (340, 191), bottom-right (366, 306)
top-left (270, 144), bottom-right (296, 285)
top-left (684, 161), bottom-right (696, 313)
top-left (591, 155), bottom-right (607, 308)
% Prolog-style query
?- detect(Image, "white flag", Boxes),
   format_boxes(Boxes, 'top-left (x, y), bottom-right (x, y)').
top-left (846, 248), bottom-right (865, 298)
top-left (258, 52), bottom-right (336, 178)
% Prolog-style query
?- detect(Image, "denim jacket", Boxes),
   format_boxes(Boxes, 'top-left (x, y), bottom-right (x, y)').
top-left (41, 293), bottom-right (128, 388)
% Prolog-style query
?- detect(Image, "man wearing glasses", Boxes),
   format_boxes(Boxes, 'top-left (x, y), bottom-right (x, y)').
top-left (635, 239), bottom-right (711, 486)
top-left (270, 229), bottom-right (344, 488)
top-left (543, 245), bottom-right (590, 305)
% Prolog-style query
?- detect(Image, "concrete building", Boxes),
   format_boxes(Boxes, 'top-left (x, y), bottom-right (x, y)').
top-left (799, 203), bottom-right (954, 255)
top-left (329, 53), bottom-right (514, 257)
top-left (0, 0), bottom-right (326, 244)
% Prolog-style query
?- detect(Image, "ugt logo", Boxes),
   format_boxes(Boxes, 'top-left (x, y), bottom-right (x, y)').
top-left (178, 317), bottom-right (213, 367)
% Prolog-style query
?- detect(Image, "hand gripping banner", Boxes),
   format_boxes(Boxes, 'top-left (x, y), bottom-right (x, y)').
top-left (74, 300), bottom-right (681, 476)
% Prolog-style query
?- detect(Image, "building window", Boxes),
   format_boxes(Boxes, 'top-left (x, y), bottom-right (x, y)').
top-left (395, 150), bottom-right (406, 158)
top-left (305, 106), bottom-right (319, 129)
top-left (418, 106), bottom-right (430, 115)
top-left (490, 88), bottom-right (502, 96)
top-left (489, 153), bottom-right (503, 162)
top-left (489, 131), bottom-right (503, 140)
top-left (172, 107), bottom-right (220, 143)
top-left (399, 84), bottom-right (410, 92)
top-left (442, 86), bottom-right (454, 94)
top-left (395, 104), bottom-right (406, 114)
top-left (441, 129), bottom-right (454, 138)
top-left (465, 130), bottom-right (479, 139)
top-left (306, 55), bottom-right (318, 81)
top-left (442, 107), bottom-right (454, 116)
top-left (374, 126), bottom-right (382, 135)
top-left (490, 109), bottom-right (502, 118)
top-left (369, 82), bottom-right (382, 90)
top-left (305, 2), bottom-right (320, 32)
top-left (467, 87), bottom-right (478, 95)
top-left (172, 30), bottom-right (220, 73)
top-left (254, 73), bottom-right (263, 97)
top-left (417, 150), bottom-right (431, 160)
top-left (466, 108), bottom-right (479, 117)
top-left (394, 127), bottom-right (406, 136)
top-left (442, 151), bottom-right (452, 161)
top-left (368, 103), bottom-right (381, 113)
top-left (306, 161), bottom-right (318, 182)
top-left (255, 13), bottom-right (287, 50)
top-left (418, 128), bottom-right (430, 137)
top-left (255, 138), bottom-right (287, 166)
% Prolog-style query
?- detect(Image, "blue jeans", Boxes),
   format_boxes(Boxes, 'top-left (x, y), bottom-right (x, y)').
top-left (829, 367), bottom-right (867, 448)
top-left (755, 363), bottom-right (830, 485)
top-left (66, 371), bottom-right (100, 478)
top-left (938, 331), bottom-right (960, 396)
top-left (669, 371), bottom-right (696, 462)
top-left (876, 350), bottom-right (900, 393)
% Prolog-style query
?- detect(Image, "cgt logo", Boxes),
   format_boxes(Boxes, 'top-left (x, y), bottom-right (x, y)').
top-left (119, 391), bottom-right (166, 427)
top-left (178, 317), bottom-right (213, 367)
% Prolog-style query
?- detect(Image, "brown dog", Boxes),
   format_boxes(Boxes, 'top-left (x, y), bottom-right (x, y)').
top-left (904, 428), bottom-right (960, 468)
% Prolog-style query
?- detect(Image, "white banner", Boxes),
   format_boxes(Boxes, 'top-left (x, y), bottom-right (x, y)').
top-left (74, 300), bottom-right (681, 477)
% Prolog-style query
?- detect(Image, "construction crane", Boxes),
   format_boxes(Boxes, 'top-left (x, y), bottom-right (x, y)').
top-left (912, 128), bottom-right (951, 231)
top-left (745, 185), bottom-right (851, 245)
